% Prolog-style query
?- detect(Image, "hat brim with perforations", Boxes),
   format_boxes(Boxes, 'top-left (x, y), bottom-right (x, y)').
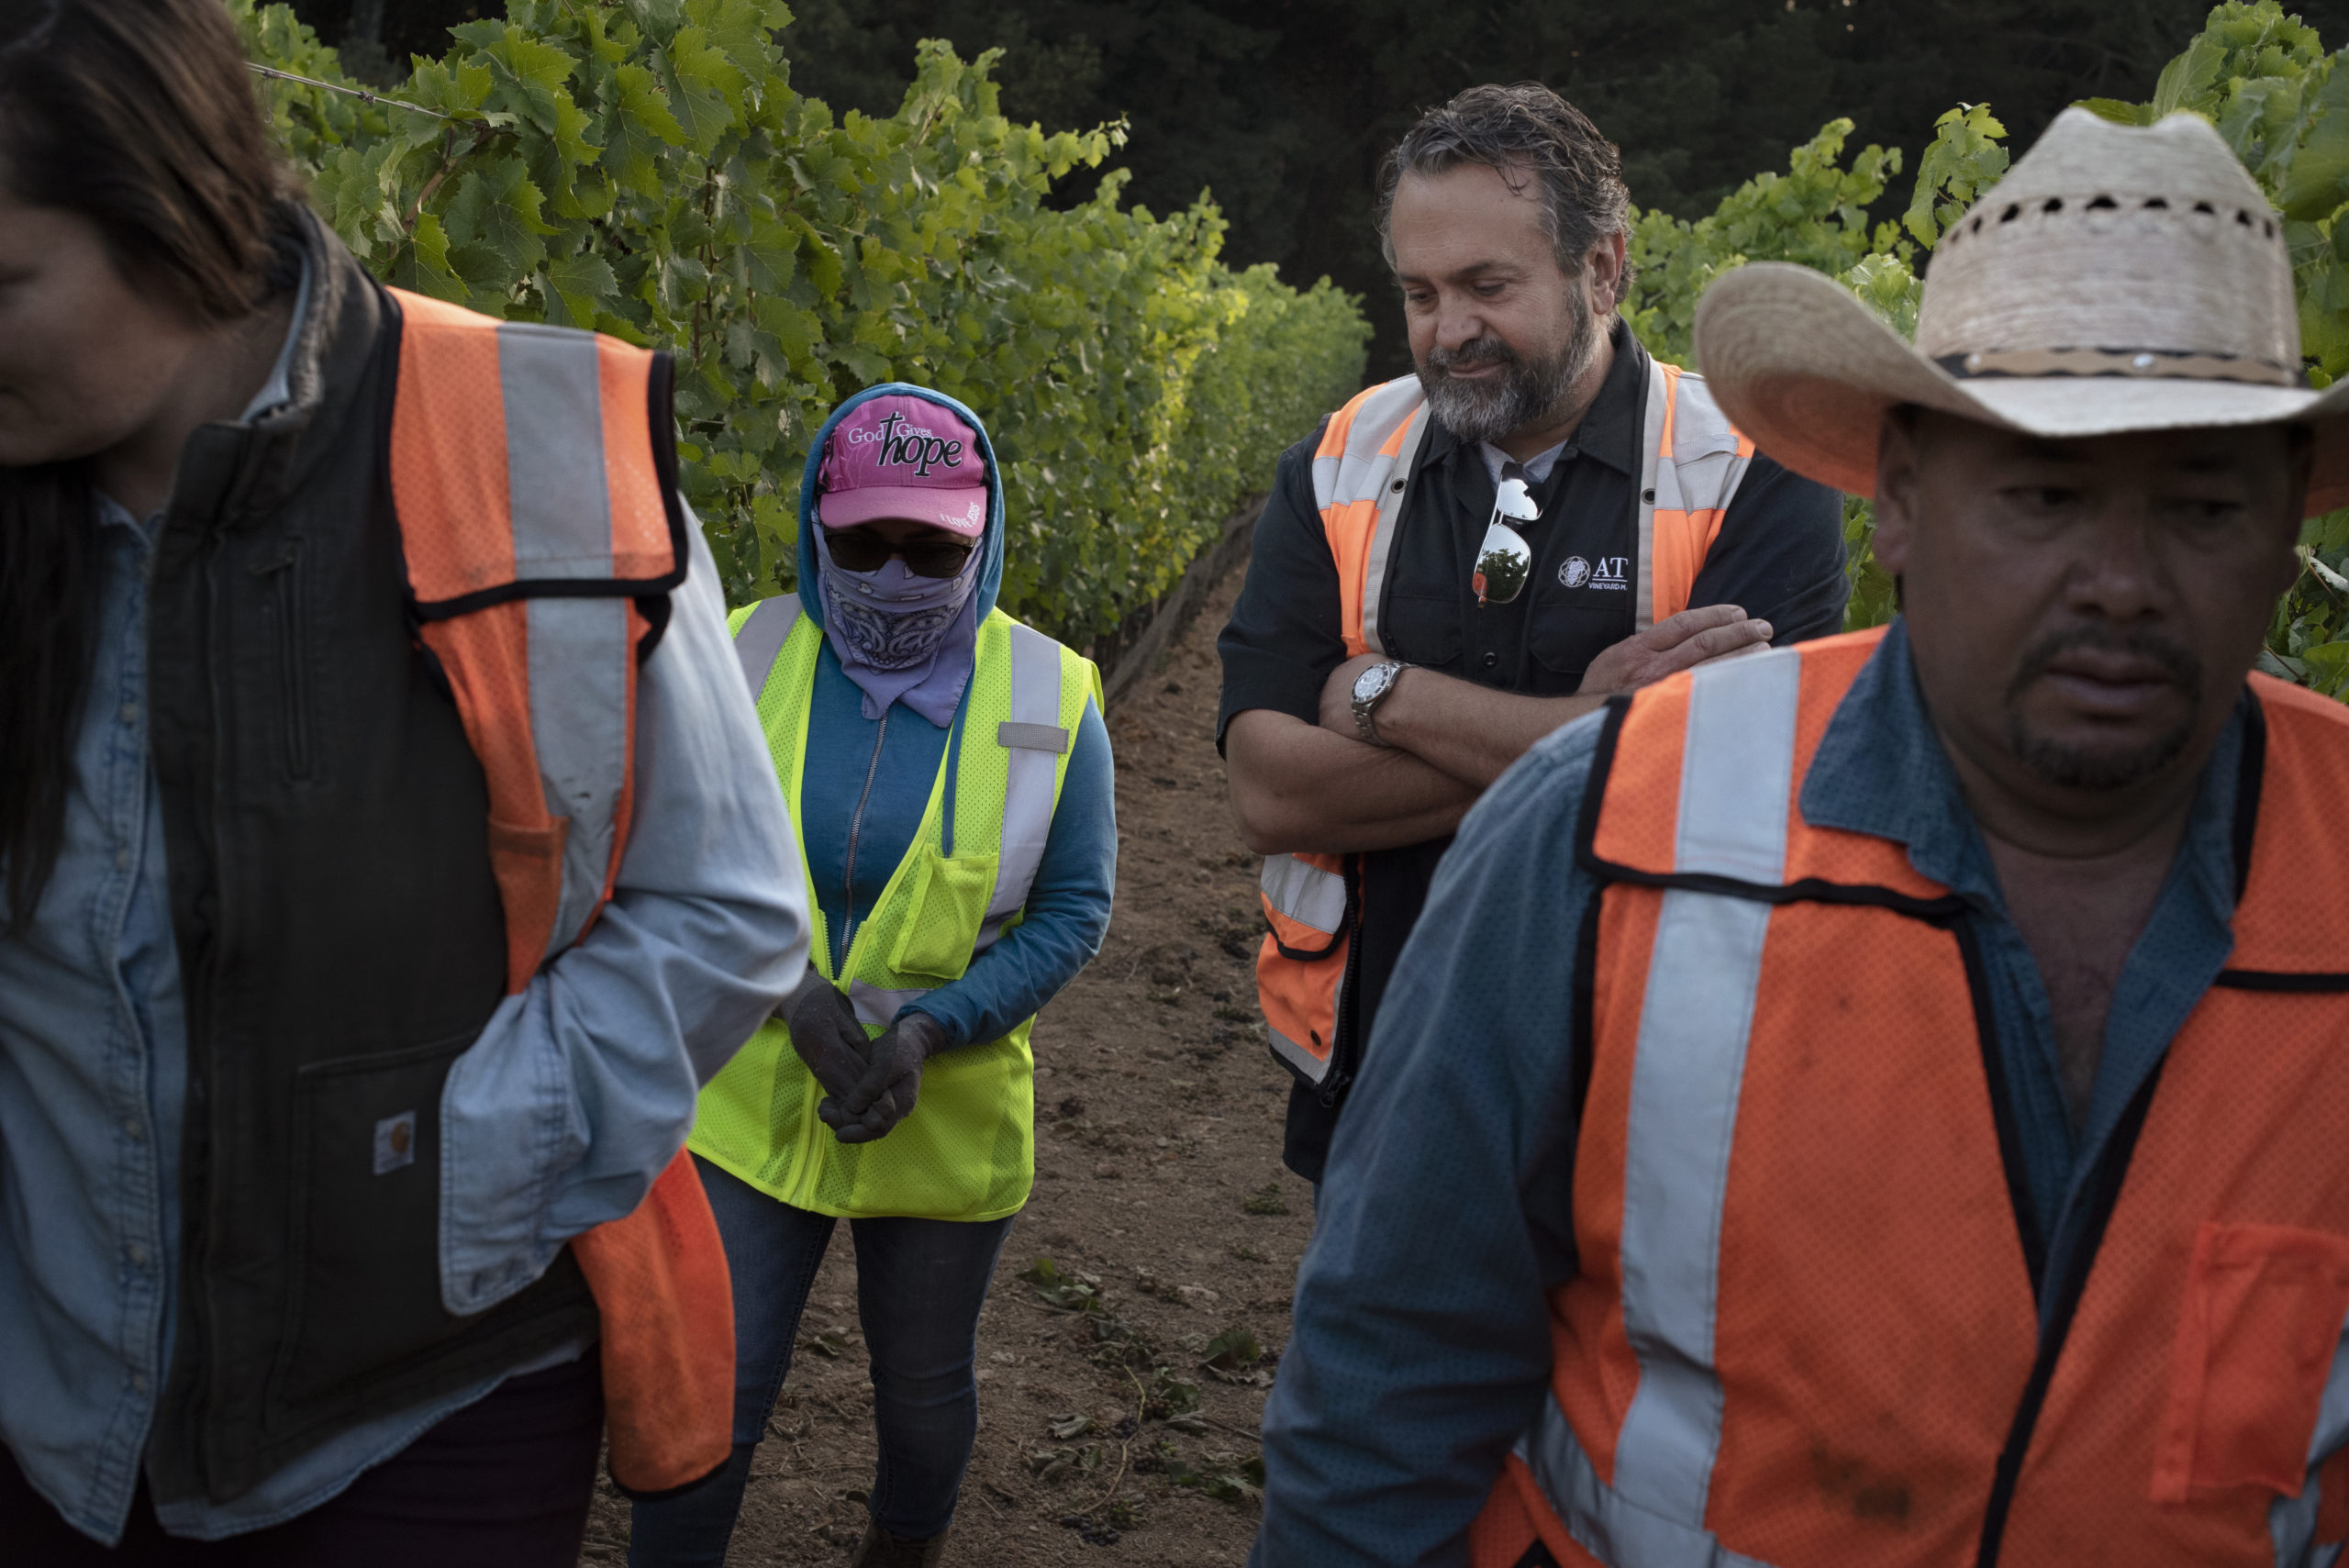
top-left (1694, 109), bottom-right (2349, 517)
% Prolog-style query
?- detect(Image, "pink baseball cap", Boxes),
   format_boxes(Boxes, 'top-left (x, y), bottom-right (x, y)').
top-left (815, 395), bottom-right (990, 538)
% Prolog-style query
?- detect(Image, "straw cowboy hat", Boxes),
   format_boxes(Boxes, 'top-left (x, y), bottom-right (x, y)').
top-left (1694, 106), bottom-right (2349, 516)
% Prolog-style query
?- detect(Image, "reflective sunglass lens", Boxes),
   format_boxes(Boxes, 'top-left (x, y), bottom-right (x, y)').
top-left (1474, 522), bottom-right (1532, 606)
top-left (1495, 475), bottom-right (1542, 521)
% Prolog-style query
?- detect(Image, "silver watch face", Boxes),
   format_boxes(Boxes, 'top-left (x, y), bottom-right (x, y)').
top-left (1353, 662), bottom-right (1397, 704)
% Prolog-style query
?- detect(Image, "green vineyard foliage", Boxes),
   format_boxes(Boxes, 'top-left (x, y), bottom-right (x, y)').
top-left (1626, 1), bottom-right (2349, 695)
top-left (239, 0), bottom-right (2349, 688)
top-left (233, 0), bottom-right (1369, 649)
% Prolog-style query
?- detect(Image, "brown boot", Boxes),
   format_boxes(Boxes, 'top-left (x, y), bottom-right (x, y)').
top-left (846, 1520), bottom-right (949, 1567)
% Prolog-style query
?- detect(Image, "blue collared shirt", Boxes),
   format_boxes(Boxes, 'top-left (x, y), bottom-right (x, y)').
top-left (1252, 619), bottom-right (2244, 1567)
top-left (0, 388), bottom-right (809, 1538)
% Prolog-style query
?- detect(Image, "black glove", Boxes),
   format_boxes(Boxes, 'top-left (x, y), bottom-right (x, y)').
top-left (820, 1011), bottom-right (950, 1144)
top-left (783, 967), bottom-right (870, 1104)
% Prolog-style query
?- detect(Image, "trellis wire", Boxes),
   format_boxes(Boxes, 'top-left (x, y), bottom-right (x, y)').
top-left (246, 61), bottom-right (452, 120)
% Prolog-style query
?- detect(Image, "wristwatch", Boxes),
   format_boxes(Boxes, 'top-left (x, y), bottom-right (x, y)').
top-left (1350, 661), bottom-right (1408, 747)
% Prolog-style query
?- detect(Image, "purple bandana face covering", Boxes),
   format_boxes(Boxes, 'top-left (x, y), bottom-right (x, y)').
top-left (817, 528), bottom-right (983, 727)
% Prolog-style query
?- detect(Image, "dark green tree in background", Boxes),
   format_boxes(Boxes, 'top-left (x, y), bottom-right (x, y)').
top-left (288, 0), bottom-right (2349, 373)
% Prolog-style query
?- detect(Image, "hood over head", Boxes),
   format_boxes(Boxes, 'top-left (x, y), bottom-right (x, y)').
top-left (796, 384), bottom-right (1007, 727)
top-left (796, 382), bottom-right (1006, 631)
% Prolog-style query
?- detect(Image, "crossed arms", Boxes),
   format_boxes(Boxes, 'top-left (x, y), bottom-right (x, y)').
top-left (1225, 605), bottom-right (1774, 856)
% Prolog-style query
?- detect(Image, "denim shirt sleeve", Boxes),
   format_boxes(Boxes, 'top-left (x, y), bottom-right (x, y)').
top-left (1253, 711), bottom-right (1601, 1568)
top-left (439, 519), bottom-right (811, 1315)
top-left (903, 695), bottom-right (1117, 1048)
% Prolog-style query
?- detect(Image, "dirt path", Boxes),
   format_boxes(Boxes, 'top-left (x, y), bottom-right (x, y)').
top-left (582, 563), bottom-right (1303, 1565)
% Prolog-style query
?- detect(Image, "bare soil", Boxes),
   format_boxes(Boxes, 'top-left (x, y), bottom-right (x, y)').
top-left (582, 563), bottom-right (1304, 1566)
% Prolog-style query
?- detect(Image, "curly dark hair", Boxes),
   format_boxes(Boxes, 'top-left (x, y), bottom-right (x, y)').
top-left (1375, 82), bottom-right (1635, 306)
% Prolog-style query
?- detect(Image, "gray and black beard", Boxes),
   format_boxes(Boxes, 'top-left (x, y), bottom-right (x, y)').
top-left (2003, 624), bottom-right (2203, 791)
top-left (1419, 288), bottom-right (1600, 445)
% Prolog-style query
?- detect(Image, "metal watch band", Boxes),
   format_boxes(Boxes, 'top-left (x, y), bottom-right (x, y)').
top-left (1353, 661), bottom-right (1406, 747)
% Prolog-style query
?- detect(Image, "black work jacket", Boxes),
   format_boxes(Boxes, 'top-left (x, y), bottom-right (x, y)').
top-left (1217, 321), bottom-right (1852, 1182)
top-left (146, 213), bottom-right (597, 1507)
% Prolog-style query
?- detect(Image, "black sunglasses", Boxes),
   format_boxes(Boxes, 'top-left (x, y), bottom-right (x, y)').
top-left (825, 528), bottom-right (975, 579)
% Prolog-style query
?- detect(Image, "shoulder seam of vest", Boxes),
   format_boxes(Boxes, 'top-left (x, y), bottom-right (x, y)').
top-left (1577, 856), bottom-right (1970, 920)
top-left (2212, 967), bottom-right (2349, 991)
top-left (409, 567), bottom-right (691, 621)
top-left (1575, 691), bottom-right (1966, 919)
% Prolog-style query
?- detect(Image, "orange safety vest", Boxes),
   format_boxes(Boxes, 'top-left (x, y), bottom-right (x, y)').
top-left (1257, 361), bottom-right (1756, 1089)
top-left (1470, 628), bottom-right (2349, 1568)
top-left (386, 288), bottom-right (731, 1495)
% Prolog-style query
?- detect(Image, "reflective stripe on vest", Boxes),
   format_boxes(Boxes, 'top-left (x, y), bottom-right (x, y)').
top-left (1505, 651), bottom-right (1803, 1568)
top-left (382, 287), bottom-right (727, 1498)
top-left (1636, 362), bottom-right (1755, 633)
top-left (1598, 648), bottom-right (1798, 1537)
top-left (1310, 375), bottom-right (1432, 659)
top-left (1516, 1397), bottom-right (1778, 1568)
top-left (1256, 358), bottom-right (1754, 1093)
top-left (703, 596), bottom-right (1100, 1219)
top-left (733, 592), bottom-right (802, 696)
top-left (978, 622), bottom-right (1072, 953)
top-left (1475, 631), bottom-right (2349, 1568)
top-left (1257, 851), bottom-right (1351, 1084)
top-left (387, 288), bottom-right (687, 993)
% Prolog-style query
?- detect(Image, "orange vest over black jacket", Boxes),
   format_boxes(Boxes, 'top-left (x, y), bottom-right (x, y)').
top-left (1256, 362), bottom-right (1756, 1096)
top-left (143, 223), bottom-right (728, 1507)
top-left (1473, 628), bottom-right (2349, 1568)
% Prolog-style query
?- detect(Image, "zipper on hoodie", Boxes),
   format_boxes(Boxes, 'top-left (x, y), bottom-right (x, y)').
top-left (837, 706), bottom-right (892, 968)
top-left (790, 705), bottom-right (895, 1208)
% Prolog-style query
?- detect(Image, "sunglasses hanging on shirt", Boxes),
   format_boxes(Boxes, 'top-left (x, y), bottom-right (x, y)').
top-left (1474, 462), bottom-right (1540, 606)
top-left (825, 528), bottom-right (976, 579)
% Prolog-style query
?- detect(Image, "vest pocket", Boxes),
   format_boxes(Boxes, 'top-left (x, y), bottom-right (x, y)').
top-left (2150, 1220), bottom-right (2349, 1502)
top-left (269, 1032), bottom-right (475, 1411)
top-left (888, 845), bottom-right (998, 983)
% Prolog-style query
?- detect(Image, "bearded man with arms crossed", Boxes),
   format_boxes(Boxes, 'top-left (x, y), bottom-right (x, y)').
top-left (1218, 83), bottom-right (1848, 1194)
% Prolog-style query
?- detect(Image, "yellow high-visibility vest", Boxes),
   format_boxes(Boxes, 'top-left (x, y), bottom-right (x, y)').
top-left (693, 595), bottom-right (1099, 1220)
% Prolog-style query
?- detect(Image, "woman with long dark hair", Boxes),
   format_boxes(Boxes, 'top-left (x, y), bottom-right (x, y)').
top-left (0, 2), bottom-right (809, 1559)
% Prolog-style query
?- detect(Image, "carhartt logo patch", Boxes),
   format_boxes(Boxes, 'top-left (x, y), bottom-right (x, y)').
top-left (374, 1111), bottom-right (417, 1175)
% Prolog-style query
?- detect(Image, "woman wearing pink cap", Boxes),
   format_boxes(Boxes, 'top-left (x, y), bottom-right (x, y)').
top-left (630, 385), bottom-right (1117, 1567)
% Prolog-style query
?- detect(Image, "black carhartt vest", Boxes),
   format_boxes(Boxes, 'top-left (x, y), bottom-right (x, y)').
top-left (143, 212), bottom-right (597, 1507)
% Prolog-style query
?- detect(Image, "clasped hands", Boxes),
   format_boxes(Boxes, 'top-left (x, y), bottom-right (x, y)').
top-left (782, 967), bottom-right (947, 1144)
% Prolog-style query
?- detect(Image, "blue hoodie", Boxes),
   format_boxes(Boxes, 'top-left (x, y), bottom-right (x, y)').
top-left (793, 384), bottom-right (1116, 1047)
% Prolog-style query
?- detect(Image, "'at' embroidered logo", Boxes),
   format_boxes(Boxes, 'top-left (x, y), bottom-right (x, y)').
top-left (1562, 555), bottom-right (1630, 592)
top-left (374, 1111), bottom-right (417, 1175)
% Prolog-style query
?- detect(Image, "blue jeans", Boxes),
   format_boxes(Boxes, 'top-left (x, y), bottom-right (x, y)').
top-left (627, 1157), bottom-right (1015, 1564)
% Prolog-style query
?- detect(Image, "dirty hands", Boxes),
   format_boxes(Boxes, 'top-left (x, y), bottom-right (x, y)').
top-left (1576, 605), bottom-right (1773, 695)
top-left (821, 1010), bottom-right (950, 1144)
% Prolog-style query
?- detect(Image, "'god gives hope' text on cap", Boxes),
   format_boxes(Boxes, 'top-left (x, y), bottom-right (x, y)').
top-left (816, 394), bottom-right (989, 538)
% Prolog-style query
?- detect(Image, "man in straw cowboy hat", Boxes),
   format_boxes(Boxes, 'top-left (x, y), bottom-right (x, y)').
top-left (1252, 106), bottom-right (2349, 1568)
